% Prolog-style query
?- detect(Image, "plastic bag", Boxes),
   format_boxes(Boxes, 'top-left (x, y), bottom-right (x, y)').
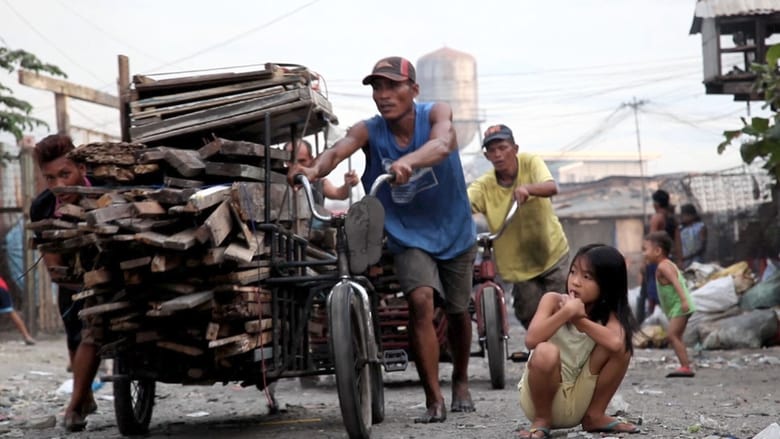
top-left (691, 276), bottom-right (738, 313)
top-left (700, 309), bottom-right (778, 350)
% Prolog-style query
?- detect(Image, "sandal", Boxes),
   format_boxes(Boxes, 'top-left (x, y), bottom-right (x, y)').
top-left (509, 351), bottom-right (530, 363)
top-left (666, 366), bottom-right (695, 378)
top-left (517, 426), bottom-right (551, 438)
top-left (585, 417), bottom-right (640, 434)
top-left (62, 411), bottom-right (87, 432)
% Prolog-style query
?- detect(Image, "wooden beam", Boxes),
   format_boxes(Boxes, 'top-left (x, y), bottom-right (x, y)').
top-left (19, 69), bottom-right (120, 108)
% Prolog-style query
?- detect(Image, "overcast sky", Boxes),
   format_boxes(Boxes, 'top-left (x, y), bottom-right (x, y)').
top-left (1, 0), bottom-right (772, 185)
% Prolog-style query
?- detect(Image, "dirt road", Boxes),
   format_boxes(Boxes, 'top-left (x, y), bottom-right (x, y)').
top-left (1, 316), bottom-right (778, 439)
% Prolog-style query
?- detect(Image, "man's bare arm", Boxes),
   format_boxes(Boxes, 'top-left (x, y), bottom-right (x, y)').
top-left (393, 102), bottom-right (456, 172)
top-left (287, 123), bottom-right (369, 186)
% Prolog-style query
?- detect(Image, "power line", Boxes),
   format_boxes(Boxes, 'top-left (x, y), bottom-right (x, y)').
top-left (1, 0), bottom-right (106, 83)
top-left (55, 0), bottom-right (168, 65)
top-left (143, 0), bottom-right (322, 74)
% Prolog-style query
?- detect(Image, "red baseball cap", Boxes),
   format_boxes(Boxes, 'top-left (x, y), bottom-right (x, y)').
top-left (362, 56), bottom-right (416, 85)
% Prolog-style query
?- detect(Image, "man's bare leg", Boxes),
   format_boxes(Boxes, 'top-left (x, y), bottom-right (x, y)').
top-left (408, 287), bottom-right (446, 423)
top-left (447, 311), bottom-right (474, 412)
top-left (63, 343), bottom-right (100, 431)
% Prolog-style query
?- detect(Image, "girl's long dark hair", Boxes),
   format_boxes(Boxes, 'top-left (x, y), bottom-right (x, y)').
top-left (572, 244), bottom-right (638, 354)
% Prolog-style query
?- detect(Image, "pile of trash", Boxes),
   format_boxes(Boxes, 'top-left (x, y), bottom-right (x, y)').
top-left (633, 261), bottom-right (780, 350)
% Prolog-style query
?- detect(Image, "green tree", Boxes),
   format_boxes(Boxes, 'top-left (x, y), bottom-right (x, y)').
top-left (0, 46), bottom-right (66, 164)
top-left (718, 44), bottom-right (780, 183)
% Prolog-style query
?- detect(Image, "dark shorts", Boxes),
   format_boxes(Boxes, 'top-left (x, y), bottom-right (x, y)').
top-left (645, 264), bottom-right (659, 302)
top-left (58, 287), bottom-right (84, 351)
top-left (394, 245), bottom-right (477, 314)
top-left (512, 254), bottom-right (570, 328)
top-left (0, 287), bottom-right (14, 314)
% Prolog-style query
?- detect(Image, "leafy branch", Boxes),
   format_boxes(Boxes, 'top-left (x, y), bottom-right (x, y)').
top-left (718, 44), bottom-right (780, 183)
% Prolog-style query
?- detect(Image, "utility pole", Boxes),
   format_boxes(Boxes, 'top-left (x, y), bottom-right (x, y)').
top-left (623, 97), bottom-right (649, 227)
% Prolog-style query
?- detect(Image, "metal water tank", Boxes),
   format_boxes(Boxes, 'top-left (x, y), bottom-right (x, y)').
top-left (417, 47), bottom-right (479, 148)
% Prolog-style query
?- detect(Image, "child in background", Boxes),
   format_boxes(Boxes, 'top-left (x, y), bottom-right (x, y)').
top-left (643, 231), bottom-right (696, 377)
top-left (517, 244), bottom-right (640, 438)
top-left (679, 204), bottom-right (707, 269)
top-left (0, 275), bottom-right (36, 345)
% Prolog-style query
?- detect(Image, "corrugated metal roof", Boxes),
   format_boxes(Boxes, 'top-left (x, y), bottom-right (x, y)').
top-left (694, 0), bottom-right (780, 18)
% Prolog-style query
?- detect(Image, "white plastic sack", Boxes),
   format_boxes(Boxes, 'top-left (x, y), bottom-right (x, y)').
top-left (691, 276), bottom-right (738, 313)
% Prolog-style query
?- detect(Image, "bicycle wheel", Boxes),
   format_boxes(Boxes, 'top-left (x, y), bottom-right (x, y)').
top-left (329, 282), bottom-right (372, 438)
top-left (113, 359), bottom-right (156, 436)
top-left (482, 287), bottom-right (506, 389)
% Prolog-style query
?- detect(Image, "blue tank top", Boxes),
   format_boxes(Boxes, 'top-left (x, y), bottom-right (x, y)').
top-left (362, 102), bottom-right (475, 259)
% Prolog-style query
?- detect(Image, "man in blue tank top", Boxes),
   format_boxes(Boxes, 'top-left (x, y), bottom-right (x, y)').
top-left (288, 56), bottom-right (477, 423)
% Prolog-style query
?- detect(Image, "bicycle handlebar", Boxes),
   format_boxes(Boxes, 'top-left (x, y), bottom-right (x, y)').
top-left (294, 172), bottom-right (396, 223)
top-left (479, 200), bottom-right (519, 243)
top-left (368, 173), bottom-right (396, 196)
top-left (294, 174), bottom-right (332, 223)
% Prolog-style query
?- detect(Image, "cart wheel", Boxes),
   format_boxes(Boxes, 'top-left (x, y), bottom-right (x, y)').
top-left (329, 282), bottom-right (372, 438)
top-left (371, 361), bottom-right (384, 424)
top-left (113, 359), bottom-right (156, 436)
top-left (482, 287), bottom-right (506, 389)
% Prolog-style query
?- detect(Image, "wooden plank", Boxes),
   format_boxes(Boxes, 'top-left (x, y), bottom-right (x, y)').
top-left (156, 341), bottom-right (203, 356)
top-left (38, 233), bottom-right (97, 253)
top-left (202, 137), bottom-right (289, 160)
top-left (147, 188), bottom-right (196, 205)
top-left (163, 227), bottom-right (200, 250)
top-left (198, 138), bottom-right (222, 159)
top-left (86, 203), bottom-right (135, 225)
top-left (163, 148), bottom-right (205, 178)
top-left (56, 203), bottom-right (86, 220)
top-left (132, 84), bottom-right (291, 119)
top-left (132, 65), bottom-right (280, 94)
top-left (205, 322), bottom-right (220, 341)
top-left (187, 185), bottom-right (231, 211)
top-left (230, 182), bottom-right (309, 222)
top-left (164, 176), bottom-right (204, 188)
top-left (84, 268), bottom-right (112, 288)
top-left (96, 192), bottom-right (128, 208)
top-left (202, 247), bottom-right (226, 265)
top-left (51, 185), bottom-right (113, 196)
top-left (115, 217), bottom-right (178, 232)
top-left (204, 201), bottom-right (232, 247)
top-left (93, 165), bottom-right (135, 182)
top-left (71, 288), bottom-right (102, 301)
top-left (134, 231), bottom-right (169, 247)
top-left (157, 291), bottom-right (213, 313)
top-left (26, 218), bottom-right (77, 231)
top-left (214, 331), bottom-right (273, 359)
top-left (19, 69), bottom-right (119, 108)
top-left (135, 146), bottom-right (168, 163)
top-left (229, 267), bottom-right (270, 285)
top-left (244, 318), bottom-right (273, 333)
top-left (151, 253), bottom-right (181, 272)
top-left (119, 256), bottom-right (152, 270)
top-left (208, 332), bottom-right (251, 348)
top-left (78, 223), bottom-right (121, 235)
top-left (158, 283), bottom-right (196, 295)
top-left (78, 197), bottom-right (99, 210)
top-left (78, 301), bottom-right (131, 318)
top-left (205, 162), bottom-right (286, 183)
top-left (130, 74), bottom-right (296, 112)
top-left (130, 88), bottom-right (303, 140)
top-left (132, 201), bottom-right (167, 217)
top-left (41, 229), bottom-right (81, 240)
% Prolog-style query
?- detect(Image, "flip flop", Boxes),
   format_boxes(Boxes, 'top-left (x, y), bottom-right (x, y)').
top-left (666, 366), bottom-right (695, 378)
top-left (414, 403), bottom-right (447, 423)
top-left (517, 426), bottom-right (551, 438)
top-left (586, 418), bottom-right (640, 434)
top-left (62, 411), bottom-right (87, 432)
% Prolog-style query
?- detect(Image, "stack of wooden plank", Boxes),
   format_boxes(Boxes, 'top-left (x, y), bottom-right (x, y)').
top-left (29, 138), bottom-right (314, 378)
top-left (127, 63), bottom-right (337, 148)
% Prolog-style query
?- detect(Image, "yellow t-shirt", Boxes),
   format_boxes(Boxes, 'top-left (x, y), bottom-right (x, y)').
top-left (468, 153), bottom-right (569, 282)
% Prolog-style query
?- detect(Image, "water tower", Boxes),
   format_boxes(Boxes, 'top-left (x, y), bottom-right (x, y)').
top-left (417, 47), bottom-right (479, 149)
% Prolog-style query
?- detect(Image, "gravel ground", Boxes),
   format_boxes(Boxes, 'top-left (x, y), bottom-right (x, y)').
top-left (1, 313), bottom-right (779, 439)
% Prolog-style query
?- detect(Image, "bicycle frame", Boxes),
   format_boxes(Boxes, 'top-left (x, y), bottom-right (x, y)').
top-left (473, 200), bottom-right (519, 340)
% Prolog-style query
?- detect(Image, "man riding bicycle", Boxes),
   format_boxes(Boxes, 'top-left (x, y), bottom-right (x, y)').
top-left (468, 124), bottom-right (570, 360)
